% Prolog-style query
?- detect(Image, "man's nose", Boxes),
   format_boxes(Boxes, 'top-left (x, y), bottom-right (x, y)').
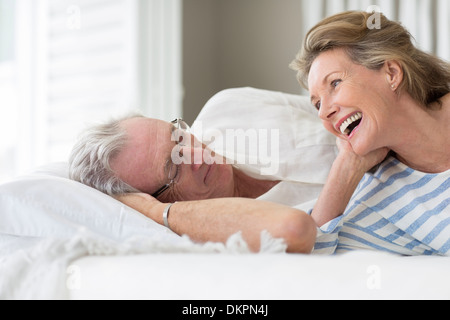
top-left (192, 147), bottom-right (205, 171)
top-left (178, 146), bottom-right (205, 171)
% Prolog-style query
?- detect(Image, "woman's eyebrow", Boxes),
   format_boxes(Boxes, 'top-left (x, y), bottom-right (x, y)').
top-left (310, 71), bottom-right (342, 103)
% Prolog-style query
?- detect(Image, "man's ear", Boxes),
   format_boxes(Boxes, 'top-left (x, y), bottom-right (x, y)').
top-left (384, 60), bottom-right (403, 90)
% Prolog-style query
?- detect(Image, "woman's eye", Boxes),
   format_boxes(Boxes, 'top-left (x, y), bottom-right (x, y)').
top-left (331, 79), bottom-right (342, 88)
top-left (315, 101), bottom-right (321, 111)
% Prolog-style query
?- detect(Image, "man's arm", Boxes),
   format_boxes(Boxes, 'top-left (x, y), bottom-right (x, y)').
top-left (311, 139), bottom-right (389, 227)
top-left (116, 194), bottom-right (316, 254)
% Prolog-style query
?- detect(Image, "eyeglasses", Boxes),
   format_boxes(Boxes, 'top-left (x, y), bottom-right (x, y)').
top-left (152, 118), bottom-right (190, 198)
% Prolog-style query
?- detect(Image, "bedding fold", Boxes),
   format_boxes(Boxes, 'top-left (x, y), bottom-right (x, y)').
top-left (0, 229), bottom-right (286, 300)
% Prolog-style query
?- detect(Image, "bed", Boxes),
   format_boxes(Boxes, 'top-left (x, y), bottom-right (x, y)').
top-left (1, 88), bottom-right (449, 301)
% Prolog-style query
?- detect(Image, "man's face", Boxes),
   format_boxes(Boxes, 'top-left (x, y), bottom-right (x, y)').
top-left (110, 117), bottom-right (235, 202)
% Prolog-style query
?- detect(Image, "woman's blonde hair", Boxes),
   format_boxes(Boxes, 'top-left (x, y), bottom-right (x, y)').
top-left (290, 11), bottom-right (450, 108)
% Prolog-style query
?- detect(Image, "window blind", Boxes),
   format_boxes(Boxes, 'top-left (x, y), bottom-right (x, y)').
top-left (6, 0), bottom-right (182, 178)
top-left (301, 0), bottom-right (450, 62)
top-left (45, 0), bottom-right (139, 161)
top-left (0, 62), bottom-right (16, 181)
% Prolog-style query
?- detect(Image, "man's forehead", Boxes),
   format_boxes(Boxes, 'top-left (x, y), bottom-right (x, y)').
top-left (112, 117), bottom-right (171, 191)
top-left (121, 117), bottom-right (171, 144)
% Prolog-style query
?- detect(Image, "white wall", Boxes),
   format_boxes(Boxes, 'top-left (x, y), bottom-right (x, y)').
top-left (182, 0), bottom-right (450, 124)
top-left (182, 0), bottom-right (305, 125)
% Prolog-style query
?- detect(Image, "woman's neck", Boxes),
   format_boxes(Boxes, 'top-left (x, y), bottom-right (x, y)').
top-left (232, 167), bottom-right (280, 198)
top-left (391, 93), bottom-right (450, 173)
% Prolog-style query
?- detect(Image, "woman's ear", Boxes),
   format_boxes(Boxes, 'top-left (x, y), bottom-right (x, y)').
top-left (384, 60), bottom-right (403, 90)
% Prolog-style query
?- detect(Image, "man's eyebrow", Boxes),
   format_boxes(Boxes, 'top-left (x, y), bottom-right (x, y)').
top-left (169, 123), bottom-right (177, 140)
top-left (160, 125), bottom-right (176, 178)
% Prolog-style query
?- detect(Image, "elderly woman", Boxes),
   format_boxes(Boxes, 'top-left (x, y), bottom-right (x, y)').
top-left (69, 88), bottom-right (338, 253)
top-left (290, 11), bottom-right (450, 255)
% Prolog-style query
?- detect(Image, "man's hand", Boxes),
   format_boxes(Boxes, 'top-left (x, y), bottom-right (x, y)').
top-left (115, 193), bottom-right (167, 223)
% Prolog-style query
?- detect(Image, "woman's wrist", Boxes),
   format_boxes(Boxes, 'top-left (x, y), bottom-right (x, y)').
top-left (334, 151), bottom-right (368, 177)
top-left (311, 152), bottom-right (367, 227)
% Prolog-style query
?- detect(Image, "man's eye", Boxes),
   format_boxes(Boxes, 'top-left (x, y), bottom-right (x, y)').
top-left (171, 164), bottom-right (180, 181)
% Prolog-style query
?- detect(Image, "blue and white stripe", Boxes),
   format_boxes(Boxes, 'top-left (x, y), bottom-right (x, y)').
top-left (313, 156), bottom-right (450, 256)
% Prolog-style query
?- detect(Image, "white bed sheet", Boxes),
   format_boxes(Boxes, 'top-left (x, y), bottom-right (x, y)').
top-left (69, 251), bottom-right (450, 300)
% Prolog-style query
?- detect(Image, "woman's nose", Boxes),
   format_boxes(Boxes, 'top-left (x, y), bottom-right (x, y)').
top-left (318, 99), bottom-right (338, 121)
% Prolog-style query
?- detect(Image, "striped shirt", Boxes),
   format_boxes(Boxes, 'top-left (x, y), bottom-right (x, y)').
top-left (314, 156), bottom-right (450, 256)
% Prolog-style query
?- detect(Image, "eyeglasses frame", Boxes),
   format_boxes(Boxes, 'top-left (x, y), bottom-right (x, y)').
top-left (151, 118), bottom-right (189, 198)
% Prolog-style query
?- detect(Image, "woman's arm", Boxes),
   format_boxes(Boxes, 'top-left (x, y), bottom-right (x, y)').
top-left (311, 139), bottom-right (389, 227)
top-left (116, 193), bottom-right (317, 254)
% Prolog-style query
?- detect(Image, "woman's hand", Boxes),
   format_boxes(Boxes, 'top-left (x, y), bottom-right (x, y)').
top-left (336, 138), bottom-right (390, 174)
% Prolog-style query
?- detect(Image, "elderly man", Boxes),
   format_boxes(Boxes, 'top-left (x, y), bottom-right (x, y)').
top-left (69, 88), bottom-right (338, 253)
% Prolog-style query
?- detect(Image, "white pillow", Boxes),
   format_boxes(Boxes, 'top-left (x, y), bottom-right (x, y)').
top-left (192, 87), bottom-right (337, 183)
top-left (0, 163), bottom-right (178, 252)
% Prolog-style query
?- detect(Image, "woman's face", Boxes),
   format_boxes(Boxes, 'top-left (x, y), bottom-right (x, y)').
top-left (110, 117), bottom-right (235, 201)
top-left (308, 48), bottom-right (400, 156)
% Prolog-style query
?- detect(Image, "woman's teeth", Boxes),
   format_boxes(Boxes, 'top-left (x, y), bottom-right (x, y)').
top-left (340, 112), bottom-right (363, 135)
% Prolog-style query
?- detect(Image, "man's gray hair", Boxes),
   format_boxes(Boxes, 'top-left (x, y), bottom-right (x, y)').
top-left (68, 114), bottom-right (142, 195)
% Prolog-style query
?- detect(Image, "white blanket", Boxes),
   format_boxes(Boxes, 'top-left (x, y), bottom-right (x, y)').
top-left (69, 251), bottom-right (450, 300)
top-left (0, 229), bottom-right (286, 300)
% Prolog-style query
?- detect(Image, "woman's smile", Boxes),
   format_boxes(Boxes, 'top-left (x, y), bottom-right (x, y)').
top-left (336, 112), bottom-right (363, 136)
